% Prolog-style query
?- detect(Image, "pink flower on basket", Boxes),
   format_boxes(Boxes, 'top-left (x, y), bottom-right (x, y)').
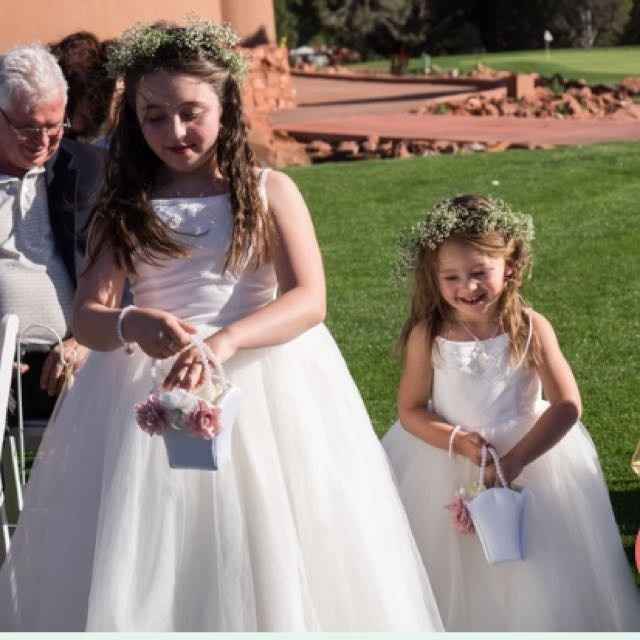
top-left (187, 400), bottom-right (221, 439)
top-left (135, 394), bottom-right (168, 435)
top-left (445, 494), bottom-right (475, 535)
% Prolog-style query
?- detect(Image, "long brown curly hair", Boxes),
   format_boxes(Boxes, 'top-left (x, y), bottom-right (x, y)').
top-left (86, 26), bottom-right (274, 275)
top-left (399, 195), bottom-right (540, 368)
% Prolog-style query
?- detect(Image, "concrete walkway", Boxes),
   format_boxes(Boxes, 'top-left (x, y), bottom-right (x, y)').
top-left (271, 74), bottom-right (640, 146)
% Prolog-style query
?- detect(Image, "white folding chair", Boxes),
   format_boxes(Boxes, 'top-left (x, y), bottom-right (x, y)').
top-left (0, 314), bottom-right (22, 562)
top-left (15, 322), bottom-right (72, 465)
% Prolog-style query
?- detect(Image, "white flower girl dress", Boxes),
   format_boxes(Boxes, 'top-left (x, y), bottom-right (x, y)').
top-left (383, 330), bottom-right (640, 631)
top-left (0, 180), bottom-right (443, 632)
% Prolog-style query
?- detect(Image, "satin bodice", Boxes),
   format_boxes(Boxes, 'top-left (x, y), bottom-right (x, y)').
top-left (431, 334), bottom-right (545, 452)
top-left (130, 194), bottom-right (277, 326)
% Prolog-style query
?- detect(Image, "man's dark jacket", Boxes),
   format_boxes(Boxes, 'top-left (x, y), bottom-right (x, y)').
top-left (44, 138), bottom-right (105, 286)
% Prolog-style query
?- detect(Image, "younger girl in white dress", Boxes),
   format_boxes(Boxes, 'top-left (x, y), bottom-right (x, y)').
top-left (0, 21), bottom-right (442, 632)
top-left (383, 194), bottom-right (640, 631)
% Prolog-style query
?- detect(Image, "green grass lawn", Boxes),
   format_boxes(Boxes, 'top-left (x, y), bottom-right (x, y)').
top-left (286, 143), bottom-right (640, 571)
top-left (353, 46), bottom-right (640, 85)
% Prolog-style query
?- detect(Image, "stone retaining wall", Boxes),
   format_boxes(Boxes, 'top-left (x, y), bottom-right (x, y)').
top-left (242, 45), bottom-right (297, 114)
top-left (242, 46), bottom-right (308, 167)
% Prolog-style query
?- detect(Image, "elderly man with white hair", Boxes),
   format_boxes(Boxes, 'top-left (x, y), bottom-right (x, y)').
top-left (0, 44), bottom-right (103, 422)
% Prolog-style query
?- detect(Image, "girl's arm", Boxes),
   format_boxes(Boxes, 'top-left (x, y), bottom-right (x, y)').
top-left (398, 322), bottom-right (491, 466)
top-left (72, 247), bottom-right (196, 355)
top-left (496, 311), bottom-right (582, 484)
top-left (204, 170), bottom-right (326, 361)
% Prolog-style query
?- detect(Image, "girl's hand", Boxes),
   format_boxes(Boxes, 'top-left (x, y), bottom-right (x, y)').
top-left (455, 430), bottom-right (494, 467)
top-left (40, 338), bottom-right (90, 396)
top-left (483, 452), bottom-right (524, 487)
top-left (123, 308), bottom-right (196, 359)
top-left (162, 330), bottom-right (238, 391)
top-left (162, 346), bottom-right (206, 391)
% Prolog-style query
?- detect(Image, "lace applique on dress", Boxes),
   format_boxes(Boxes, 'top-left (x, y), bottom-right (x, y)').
top-left (461, 340), bottom-right (507, 376)
top-left (434, 336), bottom-right (510, 377)
top-left (154, 199), bottom-right (215, 235)
top-left (434, 315), bottom-right (532, 378)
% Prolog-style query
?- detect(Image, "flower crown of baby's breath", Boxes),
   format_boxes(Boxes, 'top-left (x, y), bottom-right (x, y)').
top-left (106, 18), bottom-right (248, 81)
top-left (395, 196), bottom-right (535, 280)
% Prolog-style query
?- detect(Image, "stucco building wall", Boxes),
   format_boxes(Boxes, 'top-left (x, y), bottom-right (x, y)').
top-left (0, 0), bottom-right (275, 52)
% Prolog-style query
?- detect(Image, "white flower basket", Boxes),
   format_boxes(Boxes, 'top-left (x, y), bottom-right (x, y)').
top-left (142, 337), bottom-right (241, 471)
top-left (162, 385), bottom-right (241, 470)
top-left (466, 445), bottom-right (529, 564)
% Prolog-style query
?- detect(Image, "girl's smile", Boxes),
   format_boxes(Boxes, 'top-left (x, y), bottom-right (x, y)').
top-left (458, 292), bottom-right (487, 305)
top-left (437, 239), bottom-right (511, 323)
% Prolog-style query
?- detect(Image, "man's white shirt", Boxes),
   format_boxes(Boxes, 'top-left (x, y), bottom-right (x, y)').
top-left (0, 167), bottom-right (74, 344)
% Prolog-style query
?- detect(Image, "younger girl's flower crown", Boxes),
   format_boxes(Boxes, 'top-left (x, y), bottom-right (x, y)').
top-left (396, 195), bottom-right (535, 279)
top-left (106, 18), bottom-right (249, 80)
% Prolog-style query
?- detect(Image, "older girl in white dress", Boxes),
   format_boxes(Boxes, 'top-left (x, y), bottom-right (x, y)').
top-left (0, 21), bottom-right (442, 632)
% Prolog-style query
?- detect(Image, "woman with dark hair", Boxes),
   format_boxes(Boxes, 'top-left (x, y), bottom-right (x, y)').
top-left (50, 31), bottom-right (117, 143)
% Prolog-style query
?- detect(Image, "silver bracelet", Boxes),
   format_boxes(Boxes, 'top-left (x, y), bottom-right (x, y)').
top-left (116, 305), bottom-right (137, 355)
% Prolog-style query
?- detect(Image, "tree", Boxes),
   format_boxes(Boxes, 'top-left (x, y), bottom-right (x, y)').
top-left (622, 0), bottom-right (640, 42)
top-left (274, 0), bottom-right (300, 47)
top-left (427, 0), bottom-right (630, 53)
top-left (427, 0), bottom-right (491, 54)
top-left (426, 0), bottom-right (551, 54)
top-left (278, 0), bottom-right (633, 56)
top-left (315, 0), bottom-right (431, 56)
top-left (547, 0), bottom-right (631, 48)
top-left (479, 0), bottom-right (552, 52)
top-left (274, 0), bottom-right (324, 48)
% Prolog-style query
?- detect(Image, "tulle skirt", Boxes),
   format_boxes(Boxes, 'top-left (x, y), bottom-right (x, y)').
top-left (383, 416), bottom-right (640, 632)
top-left (0, 324), bottom-right (442, 631)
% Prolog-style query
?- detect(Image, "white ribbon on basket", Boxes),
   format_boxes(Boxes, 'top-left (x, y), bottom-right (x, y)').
top-left (15, 323), bottom-right (73, 485)
top-left (465, 444), bottom-right (529, 565)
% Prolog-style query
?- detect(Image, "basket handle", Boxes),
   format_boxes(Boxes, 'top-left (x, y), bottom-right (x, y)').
top-left (150, 335), bottom-right (229, 393)
top-left (478, 445), bottom-right (508, 488)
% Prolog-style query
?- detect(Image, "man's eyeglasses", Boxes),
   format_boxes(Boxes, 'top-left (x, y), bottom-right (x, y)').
top-left (0, 107), bottom-right (70, 142)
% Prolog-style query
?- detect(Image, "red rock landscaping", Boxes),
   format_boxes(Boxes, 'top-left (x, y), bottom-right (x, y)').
top-left (411, 82), bottom-right (640, 120)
